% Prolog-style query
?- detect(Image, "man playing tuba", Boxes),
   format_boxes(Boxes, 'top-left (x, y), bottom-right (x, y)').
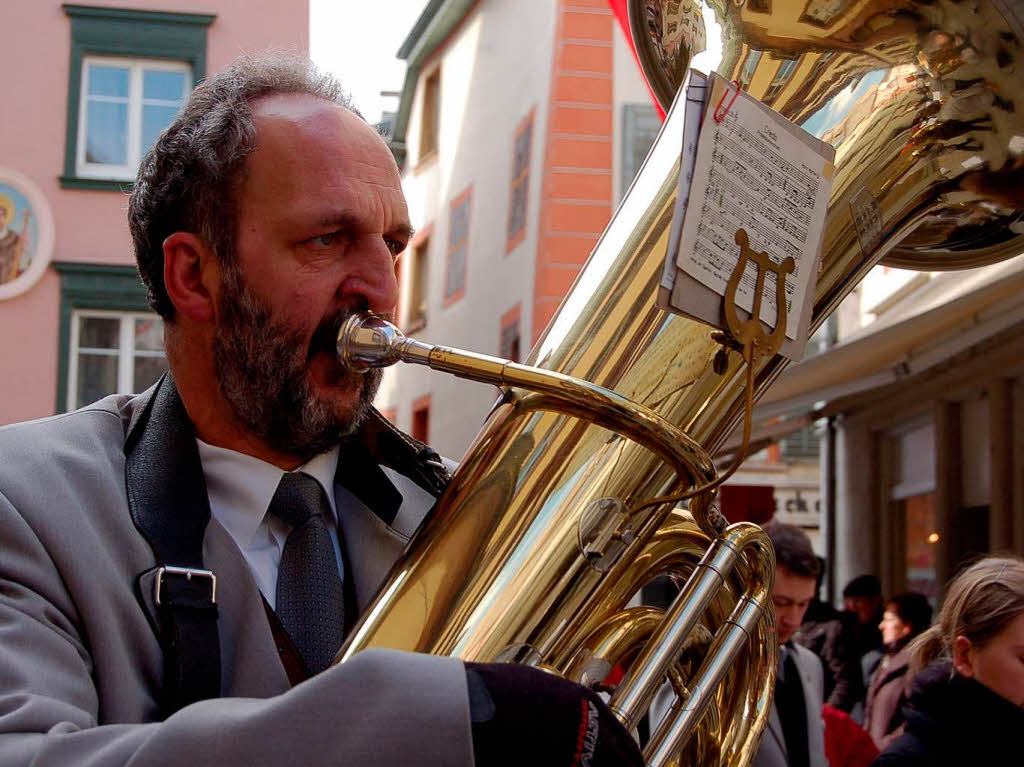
top-left (0, 52), bottom-right (642, 767)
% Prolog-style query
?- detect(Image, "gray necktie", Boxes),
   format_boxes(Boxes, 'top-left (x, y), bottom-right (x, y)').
top-left (268, 471), bottom-right (346, 675)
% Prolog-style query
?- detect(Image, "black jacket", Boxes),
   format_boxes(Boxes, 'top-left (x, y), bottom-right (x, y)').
top-left (795, 603), bottom-right (864, 712)
top-left (871, 662), bottom-right (1023, 766)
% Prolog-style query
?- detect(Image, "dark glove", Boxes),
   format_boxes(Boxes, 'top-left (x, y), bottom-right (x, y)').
top-left (465, 661), bottom-right (645, 767)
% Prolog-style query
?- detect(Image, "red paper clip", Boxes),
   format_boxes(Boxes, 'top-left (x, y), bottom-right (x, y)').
top-left (713, 80), bottom-right (741, 123)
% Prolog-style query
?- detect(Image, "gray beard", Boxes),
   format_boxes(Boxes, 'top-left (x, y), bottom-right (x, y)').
top-left (212, 266), bottom-right (381, 459)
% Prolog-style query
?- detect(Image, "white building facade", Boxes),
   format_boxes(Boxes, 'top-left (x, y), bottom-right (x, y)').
top-left (378, 0), bottom-right (654, 459)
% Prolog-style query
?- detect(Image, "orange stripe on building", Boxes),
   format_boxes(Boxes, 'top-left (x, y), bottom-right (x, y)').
top-left (533, 0), bottom-right (613, 343)
top-left (548, 169), bottom-right (612, 199)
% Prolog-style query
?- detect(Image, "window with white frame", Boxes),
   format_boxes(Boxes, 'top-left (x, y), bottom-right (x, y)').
top-left (68, 311), bottom-right (167, 410)
top-left (76, 57), bottom-right (190, 180)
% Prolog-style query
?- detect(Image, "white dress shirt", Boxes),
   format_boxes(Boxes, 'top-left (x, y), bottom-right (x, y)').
top-left (196, 439), bottom-right (344, 610)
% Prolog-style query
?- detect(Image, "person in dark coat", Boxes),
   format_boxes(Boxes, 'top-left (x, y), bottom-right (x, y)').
top-left (843, 575), bottom-right (884, 685)
top-left (862, 593), bottom-right (932, 749)
top-left (796, 560), bottom-right (865, 712)
top-left (873, 556), bottom-right (1024, 766)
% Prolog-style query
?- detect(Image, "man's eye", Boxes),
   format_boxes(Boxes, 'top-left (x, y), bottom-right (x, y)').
top-left (385, 238), bottom-right (406, 258)
top-left (310, 231), bottom-right (342, 248)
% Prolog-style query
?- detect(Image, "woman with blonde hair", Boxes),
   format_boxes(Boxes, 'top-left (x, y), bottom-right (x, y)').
top-left (872, 556), bottom-right (1024, 765)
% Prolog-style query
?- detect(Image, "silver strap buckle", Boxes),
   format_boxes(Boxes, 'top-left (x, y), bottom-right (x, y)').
top-left (154, 566), bottom-right (217, 606)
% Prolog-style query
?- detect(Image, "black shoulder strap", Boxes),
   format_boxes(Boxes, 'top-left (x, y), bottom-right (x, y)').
top-left (125, 373), bottom-right (220, 717)
top-left (124, 388), bottom-right (451, 714)
top-left (353, 407), bottom-right (452, 498)
top-left (334, 407), bottom-right (452, 530)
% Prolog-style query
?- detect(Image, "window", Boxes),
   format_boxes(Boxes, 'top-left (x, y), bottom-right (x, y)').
top-left (499, 304), bottom-right (522, 363)
top-left (738, 49), bottom-right (763, 90)
top-left (76, 57), bottom-right (191, 181)
top-left (780, 424), bottom-right (820, 459)
top-left (62, 5), bottom-right (214, 191)
top-left (805, 313), bottom-right (837, 357)
top-left (54, 262), bottom-right (161, 412)
top-left (444, 188), bottom-right (471, 305)
top-left (419, 67), bottom-right (441, 162)
top-left (68, 311), bottom-right (167, 411)
top-left (763, 57), bottom-right (799, 104)
top-left (903, 492), bottom-right (938, 603)
top-left (621, 105), bottom-right (661, 200)
top-left (406, 233), bottom-right (430, 331)
top-left (507, 110), bottom-right (534, 252)
top-left (411, 395), bottom-right (431, 444)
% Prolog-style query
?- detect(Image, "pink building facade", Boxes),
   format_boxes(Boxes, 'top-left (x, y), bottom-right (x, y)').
top-left (0, 1), bottom-right (308, 425)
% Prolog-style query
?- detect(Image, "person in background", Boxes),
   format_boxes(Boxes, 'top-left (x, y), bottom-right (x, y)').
top-left (795, 557), bottom-right (865, 712)
top-left (862, 592), bottom-right (932, 749)
top-left (872, 556), bottom-right (1024, 766)
top-left (822, 703), bottom-right (879, 767)
top-left (843, 575), bottom-right (885, 686)
top-left (753, 522), bottom-right (827, 767)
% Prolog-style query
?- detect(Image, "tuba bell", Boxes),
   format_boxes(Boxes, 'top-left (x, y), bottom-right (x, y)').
top-left (336, 1), bottom-right (1024, 764)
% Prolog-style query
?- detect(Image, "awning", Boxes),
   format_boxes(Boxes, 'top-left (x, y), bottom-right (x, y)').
top-left (753, 254), bottom-right (1024, 423)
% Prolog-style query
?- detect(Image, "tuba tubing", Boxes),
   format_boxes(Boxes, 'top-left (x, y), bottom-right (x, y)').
top-left (334, 0), bottom-right (1024, 762)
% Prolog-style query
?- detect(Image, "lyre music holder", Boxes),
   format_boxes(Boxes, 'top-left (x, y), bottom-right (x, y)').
top-left (720, 228), bottom-right (795, 366)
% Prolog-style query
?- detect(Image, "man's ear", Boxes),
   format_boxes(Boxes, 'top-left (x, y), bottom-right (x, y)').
top-left (163, 232), bottom-right (218, 323)
top-left (952, 635), bottom-right (975, 677)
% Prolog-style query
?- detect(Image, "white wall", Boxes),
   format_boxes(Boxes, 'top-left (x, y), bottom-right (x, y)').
top-left (834, 418), bottom-right (878, 595)
top-left (380, 0), bottom-right (558, 459)
top-left (960, 393), bottom-right (991, 507)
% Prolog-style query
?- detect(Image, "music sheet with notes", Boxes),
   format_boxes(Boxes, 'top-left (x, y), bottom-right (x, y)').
top-left (673, 72), bottom-right (835, 359)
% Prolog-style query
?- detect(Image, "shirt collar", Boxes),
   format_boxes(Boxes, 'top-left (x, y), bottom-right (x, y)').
top-left (196, 439), bottom-right (340, 548)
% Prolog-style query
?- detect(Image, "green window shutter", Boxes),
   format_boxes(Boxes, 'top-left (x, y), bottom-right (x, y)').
top-left (54, 262), bottom-right (154, 411)
top-left (621, 104), bottom-right (661, 202)
top-left (61, 4), bottom-right (215, 191)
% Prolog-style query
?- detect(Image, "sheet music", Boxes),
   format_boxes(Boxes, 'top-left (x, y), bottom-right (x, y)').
top-left (675, 73), bottom-right (835, 345)
top-left (659, 70), bottom-right (708, 296)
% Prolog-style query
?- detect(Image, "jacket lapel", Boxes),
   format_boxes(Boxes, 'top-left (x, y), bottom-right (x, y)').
top-left (765, 701), bottom-right (789, 760)
top-left (125, 373), bottom-right (288, 701)
top-left (333, 409), bottom-right (452, 611)
top-left (124, 381), bottom-right (451, 696)
top-left (792, 645), bottom-right (827, 767)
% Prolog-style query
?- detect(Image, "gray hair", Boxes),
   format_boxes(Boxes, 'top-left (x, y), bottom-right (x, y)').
top-left (128, 50), bottom-right (359, 319)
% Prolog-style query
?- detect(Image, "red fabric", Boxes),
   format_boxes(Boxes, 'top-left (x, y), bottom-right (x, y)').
top-left (607, 0), bottom-right (665, 120)
top-left (718, 484), bottom-right (776, 524)
top-left (823, 704), bottom-right (880, 767)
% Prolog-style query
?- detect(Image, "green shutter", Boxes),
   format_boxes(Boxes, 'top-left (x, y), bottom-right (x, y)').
top-left (54, 262), bottom-right (153, 412)
top-left (61, 4), bottom-right (215, 191)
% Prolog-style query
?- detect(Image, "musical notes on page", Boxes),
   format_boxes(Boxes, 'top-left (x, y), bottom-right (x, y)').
top-left (669, 72), bottom-right (835, 359)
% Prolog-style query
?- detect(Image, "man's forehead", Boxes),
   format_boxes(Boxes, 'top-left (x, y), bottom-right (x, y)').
top-left (775, 567), bottom-right (816, 595)
top-left (250, 93), bottom-right (397, 173)
top-left (241, 92), bottom-right (407, 222)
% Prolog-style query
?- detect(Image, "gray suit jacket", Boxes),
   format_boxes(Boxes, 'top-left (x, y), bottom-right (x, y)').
top-left (753, 643), bottom-right (828, 767)
top-left (0, 379), bottom-right (472, 766)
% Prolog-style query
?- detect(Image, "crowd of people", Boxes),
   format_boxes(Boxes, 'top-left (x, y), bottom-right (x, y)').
top-left (761, 520), bottom-right (1024, 767)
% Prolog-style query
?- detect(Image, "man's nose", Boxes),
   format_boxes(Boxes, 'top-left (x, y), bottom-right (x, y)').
top-left (338, 238), bottom-right (400, 315)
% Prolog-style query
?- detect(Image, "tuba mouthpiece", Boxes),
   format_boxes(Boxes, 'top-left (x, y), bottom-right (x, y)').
top-left (336, 313), bottom-right (406, 371)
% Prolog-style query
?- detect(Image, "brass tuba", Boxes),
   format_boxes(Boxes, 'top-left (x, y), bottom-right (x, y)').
top-left (337, 0), bottom-right (1024, 763)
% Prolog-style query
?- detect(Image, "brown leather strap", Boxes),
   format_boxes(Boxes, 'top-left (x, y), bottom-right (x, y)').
top-left (262, 596), bottom-right (309, 687)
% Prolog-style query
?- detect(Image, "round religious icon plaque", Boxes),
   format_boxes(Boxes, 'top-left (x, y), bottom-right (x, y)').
top-left (0, 167), bottom-right (55, 301)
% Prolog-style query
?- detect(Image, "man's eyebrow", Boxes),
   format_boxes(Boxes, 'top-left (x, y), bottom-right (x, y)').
top-left (313, 212), bottom-right (361, 229)
top-left (314, 213), bottom-right (415, 240)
